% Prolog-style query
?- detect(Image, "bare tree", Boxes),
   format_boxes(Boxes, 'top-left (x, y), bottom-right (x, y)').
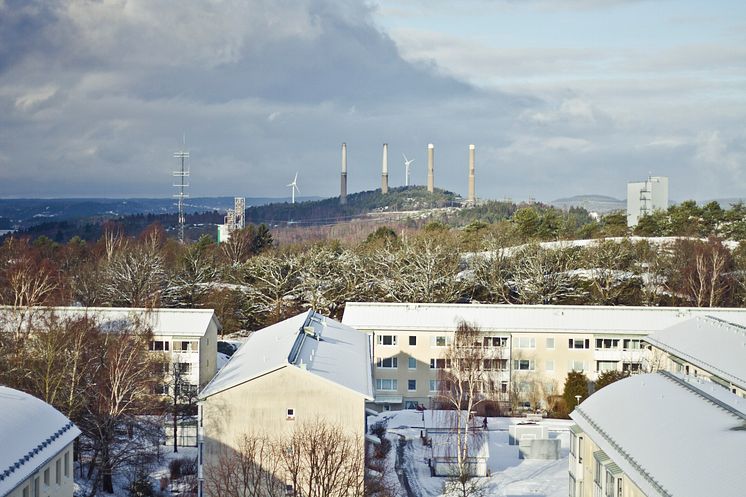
top-left (511, 244), bottom-right (584, 304)
top-left (433, 322), bottom-right (494, 497)
top-left (669, 238), bottom-right (734, 307)
top-left (242, 252), bottom-right (302, 324)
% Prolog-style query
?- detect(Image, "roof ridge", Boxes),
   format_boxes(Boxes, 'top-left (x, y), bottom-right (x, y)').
top-left (701, 315), bottom-right (746, 336)
top-left (0, 420), bottom-right (76, 483)
top-left (658, 371), bottom-right (746, 421)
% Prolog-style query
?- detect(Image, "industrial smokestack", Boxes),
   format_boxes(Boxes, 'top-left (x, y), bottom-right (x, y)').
top-left (381, 143), bottom-right (389, 194)
top-left (340, 143), bottom-right (347, 205)
top-left (427, 143), bottom-right (435, 193)
top-left (468, 144), bottom-right (475, 205)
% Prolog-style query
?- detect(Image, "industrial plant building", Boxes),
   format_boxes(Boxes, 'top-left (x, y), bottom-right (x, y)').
top-left (197, 310), bottom-right (373, 497)
top-left (627, 175), bottom-right (668, 227)
top-left (341, 302), bottom-right (746, 411)
top-left (0, 387), bottom-right (81, 497)
top-left (569, 372), bottom-right (746, 497)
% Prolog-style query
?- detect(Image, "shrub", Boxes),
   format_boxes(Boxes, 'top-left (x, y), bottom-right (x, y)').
top-left (168, 456), bottom-right (197, 479)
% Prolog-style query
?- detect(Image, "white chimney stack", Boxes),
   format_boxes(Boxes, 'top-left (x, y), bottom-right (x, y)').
top-left (381, 143), bottom-right (389, 194)
top-left (427, 143), bottom-right (435, 193)
top-left (340, 143), bottom-right (347, 205)
top-left (468, 144), bottom-right (475, 205)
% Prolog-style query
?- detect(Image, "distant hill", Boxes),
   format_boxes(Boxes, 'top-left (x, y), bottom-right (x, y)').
top-left (550, 195), bottom-right (625, 214)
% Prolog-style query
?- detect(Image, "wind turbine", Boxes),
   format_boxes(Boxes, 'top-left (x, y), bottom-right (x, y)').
top-left (402, 154), bottom-right (415, 187)
top-left (287, 172), bottom-right (300, 204)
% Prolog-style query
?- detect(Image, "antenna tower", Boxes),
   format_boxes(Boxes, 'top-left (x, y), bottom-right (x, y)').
top-left (173, 139), bottom-right (190, 243)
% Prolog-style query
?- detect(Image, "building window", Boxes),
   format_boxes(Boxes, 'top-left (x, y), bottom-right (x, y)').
top-left (513, 359), bottom-right (534, 371)
top-left (622, 362), bottom-right (642, 373)
top-left (546, 337), bottom-right (555, 349)
top-left (483, 359), bottom-right (507, 370)
top-left (64, 451), bottom-right (69, 477)
top-left (431, 335), bottom-right (451, 347)
top-left (483, 336), bottom-right (507, 348)
top-left (177, 362), bottom-right (192, 374)
top-left (594, 458), bottom-right (602, 485)
top-left (23, 485), bottom-right (30, 497)
top-left (595, 338), bottom-right (620, 349)
top-left (177, 340), bottom-right (199, 352)
top-left (623, 339), bottom-right (642, 350)
top-left (569, 338), bottom-right (590, 349)
top-left (55, 458), bottom-right (61, 485)
top-left (408, 357), bottom-right (417, 369)
top-left (286, 484), bottom-right (294, 495)
top-left (570, 360), bottom-right (585, 372)
top-left (149, 340), bottom-right (169, 351)
top-left (516, 337), bottom-right (536, 349)
top-left (597, 361), bottom-right (617, 372)
top-left (501, 381), bottom-right (508, 393)
top-left (34, 476), bottom-right (40, 497)
top-left (376, 357), bottom-right (398, 368)
top-left (429, 358), bottom-right (451, 369)
top-left (44, 468), bottom-right (50, 486)
top-left (429, 380), bottom-right (441, 392)
top-left (408, 379), bottom-right (417, 391)
top-left (409, 336), bottom-right (417, 346)
top-left (376, 379), bottom-right (398, 391)
top-left (605, 470), bottom-right (615, 497)
top-left (545, 360), bottom-right (554, 372)
top-left (287, 408), bottom-right (295, 420)
top-left (377, 335), bottom-right (397, 346)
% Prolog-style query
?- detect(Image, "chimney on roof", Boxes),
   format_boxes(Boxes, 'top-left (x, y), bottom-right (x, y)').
top-left (468, 144), bottom-right (476, 205)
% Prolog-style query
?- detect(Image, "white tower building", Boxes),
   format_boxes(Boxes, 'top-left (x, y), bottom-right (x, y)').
top-left (627, 176), bottom-right (669, 227)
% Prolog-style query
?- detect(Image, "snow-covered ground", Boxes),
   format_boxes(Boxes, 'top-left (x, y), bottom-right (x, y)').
top-left (369, 410), bottom-right (573, 497)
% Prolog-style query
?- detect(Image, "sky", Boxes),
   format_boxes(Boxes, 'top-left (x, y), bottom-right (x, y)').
top-left (0, 0), bottom-right (744, 202)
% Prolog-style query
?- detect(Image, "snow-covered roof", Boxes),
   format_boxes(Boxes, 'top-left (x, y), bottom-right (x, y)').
top-left (430, 432), bottom-right (490, 460)
top-left (0, 306), bottom-right (220, 337)
top-left (200, 310), bottom-right (373, 400)
top-left (422, 410), bottom-right (473, 432)
top-left (645, 316), bottom-right (746, 391)
top-left (0, 387), bottom-right (81, 495)
top-left (342, 302), bottom-right (746, 335)
top-left (570, 372), bottom-right (746, 497)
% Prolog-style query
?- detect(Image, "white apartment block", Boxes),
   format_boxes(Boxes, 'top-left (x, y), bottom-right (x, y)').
top-left (569, 372), bottom-right (746, 497)
top-left (627, 176), bottom-right (668, 227)
top-left (341, 302), bottom-right (746, 411)
top-left (0, 387), bottom-right (80, 497)
top-left (1, 306), bottom-right (221, 392)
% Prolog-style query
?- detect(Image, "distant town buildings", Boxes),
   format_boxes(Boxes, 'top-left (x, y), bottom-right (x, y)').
top-left (0, 386), bottom-right (80, 497)
top-left (569, 372), bottom-right (746, 497)
top-left (627, 176), bottom-right (668, 227)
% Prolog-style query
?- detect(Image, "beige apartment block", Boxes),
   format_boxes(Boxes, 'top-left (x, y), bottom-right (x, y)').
top-left (342, 302), bottom-right (746, 411)
top-left (569, 372), bottom-right (746, 497)
top-left (644, 315), bottom-right (746, 398)
top-left (0, 387), bottom-right (80, 497)
top-left (197, 310), bottom-right (373, 497)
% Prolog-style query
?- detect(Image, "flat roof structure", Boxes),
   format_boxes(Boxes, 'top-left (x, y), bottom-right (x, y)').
top-left (0, 306), bottom-right (220, 337)
top-left (343, 302), bottom-right (746, 334)
top-left (200, 310), bottom-right (373, 400)
top-left (571, 372), bottom-right (746, 497)
top-left (645, 316), bottom-right (746, 392)
top-left (0, 387), bottom-right (81, 495)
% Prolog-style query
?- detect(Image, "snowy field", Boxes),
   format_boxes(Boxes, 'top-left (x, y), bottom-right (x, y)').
top-left (370, 410), bottom-right (573, 497)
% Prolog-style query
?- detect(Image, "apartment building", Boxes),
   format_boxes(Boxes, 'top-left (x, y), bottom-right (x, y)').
top-left (645, 315), bottom-right (746, 398)
top-left (1, 306), bottom-right (220, 392)
top-left (341, 302), bottom-right (746, 411)
top-left (569, 372), bottom-right (746, 497)
top-left (0, 387), bottom-right (81, 497)
top-left (197, 310), bottom-right (373, 497)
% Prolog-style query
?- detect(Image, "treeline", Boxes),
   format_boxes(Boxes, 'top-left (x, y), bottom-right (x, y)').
top-left (1, 214), bottom-right (744, 334)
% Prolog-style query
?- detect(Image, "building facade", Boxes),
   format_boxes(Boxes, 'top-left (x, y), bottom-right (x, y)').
top-left (569, 372), bottom-right (746, 497)
top-left (0, 387), bottom-right (81, 497)
top-left (197, 310), bottom-right (373, 497)
top-left (341, 302), bottom-right (746, 411)
top-left (626, 176), bottom-right (668, 227)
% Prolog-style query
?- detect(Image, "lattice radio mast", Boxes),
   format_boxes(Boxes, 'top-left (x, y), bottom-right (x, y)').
top-left (173, 136), bottom-right (190, 243)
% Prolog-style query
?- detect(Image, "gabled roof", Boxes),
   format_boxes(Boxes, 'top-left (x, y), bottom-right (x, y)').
top-left (570, 372), bottom-right (746, 497)
top-left (645, 316), bottom-right (746, 390)
top-left (0, 306), bottom-right (220, 338)
top-left (342, 302), bottom-right (746, 335)
top-left (199, 310), bottom-right (373, 400)
top-left (0, 387), bottom-right (81, 495)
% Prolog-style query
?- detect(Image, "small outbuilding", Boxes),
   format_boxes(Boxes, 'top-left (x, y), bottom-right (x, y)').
top-left (430, 432), bottom-right (490, 477)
